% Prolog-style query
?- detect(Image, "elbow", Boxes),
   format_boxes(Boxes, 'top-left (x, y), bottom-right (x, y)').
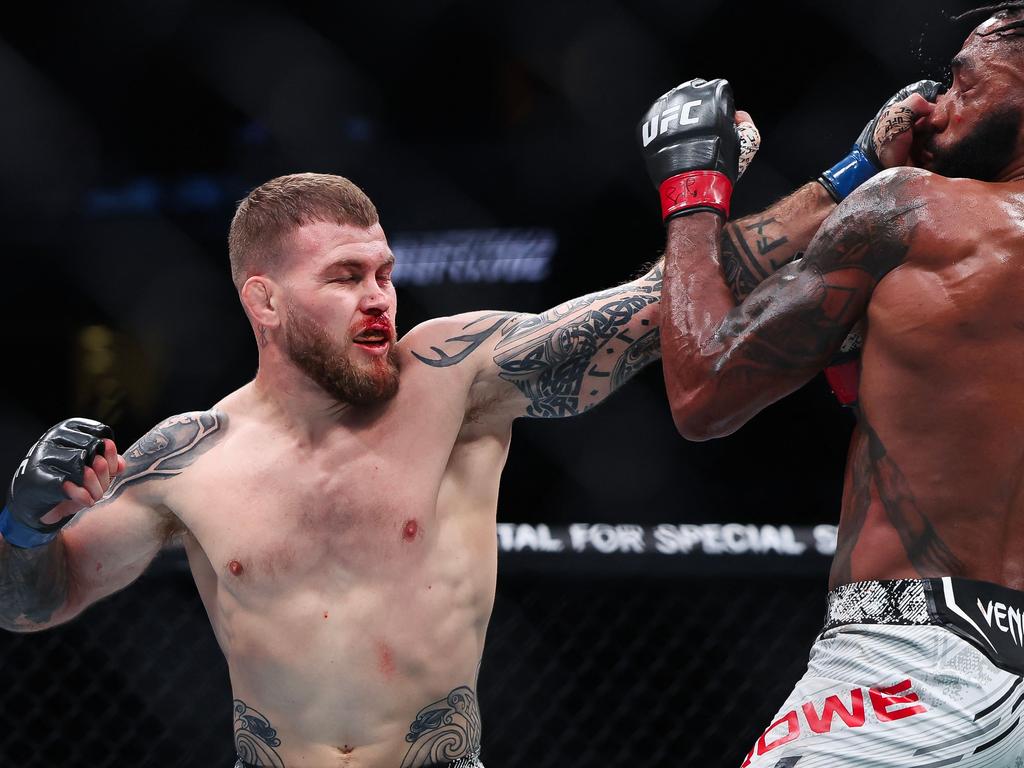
top-left (665, 370), bottom-right (747, 441)
top-left (667, 389), bottom-right (736, 442)
top-left (670, 403), bottom-right (737, 442)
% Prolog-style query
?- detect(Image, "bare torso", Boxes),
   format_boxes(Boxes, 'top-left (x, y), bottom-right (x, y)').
top-left (0, 214), bottom-right (662, 765)
top-left (832, 178), bottom-right (1024, 589)
top-left (164, 341), bottom-right (508, 766)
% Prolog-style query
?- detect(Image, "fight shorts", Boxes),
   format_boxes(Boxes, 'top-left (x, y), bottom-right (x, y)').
top-left (742, 578), bottom-right (1024, 767)
top-left (234, 757), bottom-right (485, 767)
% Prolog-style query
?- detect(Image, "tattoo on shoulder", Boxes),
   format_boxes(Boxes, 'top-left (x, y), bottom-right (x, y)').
top-left (401, 686), bottom-right (482, 768)
top-left (412, 313), bottom-right (516, 368)
top-left (100, 410), bottom-right (227, 503)
top-left (233, 699), bottom-right (285, 768)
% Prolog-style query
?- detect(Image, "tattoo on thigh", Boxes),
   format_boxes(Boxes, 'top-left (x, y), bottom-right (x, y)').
top-left (98, 410), bottom-right (227, 503)
top-left (233, 699), bottom-right (285, 768)
top-left (401, 686), bottom-right (482, 768)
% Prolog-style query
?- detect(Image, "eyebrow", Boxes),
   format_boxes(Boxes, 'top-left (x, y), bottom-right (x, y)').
top-left (321, 254), bottom-right (396, 272)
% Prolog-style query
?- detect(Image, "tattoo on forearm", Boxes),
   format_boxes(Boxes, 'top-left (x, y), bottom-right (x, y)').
top-left (494, 267), bottom-right (662, 416)
top-left (98, 410), bottom-right (227, 504)
top-left (612, 328), bottom-right (661, 388)
top-left (401, 686), bottom-right (482, 768)
top-left (413, 268), bottom-right (663, 417)
top-left (233, 699), bottom-right (285, 768)
top-left (746, 216), bottom-right (790, 258)
top-left (0, 539), bottom-right (69, 630)
top-left (720, 226), bottom-right (766, 300)
top-left (720, 219), bottom-right (794, 301)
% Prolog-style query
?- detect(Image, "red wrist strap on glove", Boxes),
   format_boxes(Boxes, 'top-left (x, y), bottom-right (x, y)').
top-left (824, 359), bottom-right (861, 407)
top-left (659, 171), bottom-right (733, 219)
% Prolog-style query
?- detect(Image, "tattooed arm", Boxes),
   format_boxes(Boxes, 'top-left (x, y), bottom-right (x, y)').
top-left (661, 167), bottom-right (930, 440)
top-left (409, 263), bottom-right (663, 419)
top-left (0, 410), bottom-right (224, 631)
top-left (721, 182), bottom-right (836, 300)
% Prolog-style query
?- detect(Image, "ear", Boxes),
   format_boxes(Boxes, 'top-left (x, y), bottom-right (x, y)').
top-left (240, 275), bottom-right (280, 328)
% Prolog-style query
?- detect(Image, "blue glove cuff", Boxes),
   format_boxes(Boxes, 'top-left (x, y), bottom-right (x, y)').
top-left (819, 145), bottom-right (879, 202)
top-left (0, 506), bottom-right (58, 548)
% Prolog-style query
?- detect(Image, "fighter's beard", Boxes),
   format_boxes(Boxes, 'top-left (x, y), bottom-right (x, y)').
top-left (284, 308), bottom-right (400, 406)
top-left (922, 106), bottom-right (1022, 181)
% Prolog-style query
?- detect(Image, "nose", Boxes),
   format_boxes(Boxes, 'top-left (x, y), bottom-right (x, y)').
top-left (922, 92), bottom-right (951, 133)
top-left (358, 278), bottom-right (390, 315)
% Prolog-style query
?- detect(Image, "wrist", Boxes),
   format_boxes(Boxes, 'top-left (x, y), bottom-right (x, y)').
top-left (818, 145), bottom-right (878, 203)
top-left (659, 171), bottom-right (732, 220)
top-left (0, 506), bottom-right (58, 549)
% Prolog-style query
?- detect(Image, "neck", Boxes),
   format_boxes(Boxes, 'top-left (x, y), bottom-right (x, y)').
top-left (250, 348), bottom-right (365, 442)
top-left (998, 151), bottom-right (1024, 182)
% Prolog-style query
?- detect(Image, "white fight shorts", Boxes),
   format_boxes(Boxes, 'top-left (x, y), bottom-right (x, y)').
top-left (742, 578), bottom-right (1024, 767)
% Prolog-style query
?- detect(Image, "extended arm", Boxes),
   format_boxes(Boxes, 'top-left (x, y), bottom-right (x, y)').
top-left (661, 168), bottom-right (929, 440)
top-left (720, 182), bottom-right (835, 300)
top-left (653, 78), bottom-right (940, 301)
top-left (411, 263), bottom-right (663, 419)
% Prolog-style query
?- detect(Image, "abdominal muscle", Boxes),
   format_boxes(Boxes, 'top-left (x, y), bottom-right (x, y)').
top-left (188, 536), bottom-right (495, 767)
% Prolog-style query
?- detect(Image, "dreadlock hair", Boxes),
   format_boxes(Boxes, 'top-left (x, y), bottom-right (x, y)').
top-left (954, 3), bottom-right (1024, 36)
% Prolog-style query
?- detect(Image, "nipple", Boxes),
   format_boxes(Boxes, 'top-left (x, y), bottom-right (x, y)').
top-left (403, 519), bottom-right (419, 541)
top-left (228, 560), bottom-right (244, 576)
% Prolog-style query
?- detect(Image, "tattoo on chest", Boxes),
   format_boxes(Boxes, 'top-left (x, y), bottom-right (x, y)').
top-left (98, 410), bottom-right (226, 503)
top-left (401, 686), bottom-right (482, 768)
top-left (233, 699), bottom-right (285, 767)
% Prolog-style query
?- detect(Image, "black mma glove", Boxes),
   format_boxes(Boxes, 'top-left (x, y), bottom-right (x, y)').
top-left (1, 418), bottom-right (113, 548)
top-left (638, 78), bottom-right (741, 220)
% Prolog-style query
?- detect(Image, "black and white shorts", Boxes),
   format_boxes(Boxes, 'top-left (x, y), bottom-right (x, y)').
top-left (742, 578), bottom-right (1024, 767)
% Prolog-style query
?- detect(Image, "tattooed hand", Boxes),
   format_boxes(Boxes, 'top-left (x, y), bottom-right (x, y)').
top-left (873, 93), bottom-right (936, 169)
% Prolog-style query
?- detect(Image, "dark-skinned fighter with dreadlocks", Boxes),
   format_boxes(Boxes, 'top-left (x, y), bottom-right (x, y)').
top-left (643, 4), bottom-right (1024, 767)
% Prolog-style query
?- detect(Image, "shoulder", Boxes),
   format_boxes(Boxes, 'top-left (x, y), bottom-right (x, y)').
top-left (841, 167), bottom-right (951, 228)
top-left (109, 409), bottom-right (229, 503)
top-left (125, 410), bottom-right (227, 459)
top-left (808, 168), bottom-right (946, 277)
top-left (397, 311), bottom-right (520, 371)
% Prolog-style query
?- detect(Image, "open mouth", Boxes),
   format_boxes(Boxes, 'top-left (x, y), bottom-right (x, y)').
top-left (353, 330), bottom-right (391, 351)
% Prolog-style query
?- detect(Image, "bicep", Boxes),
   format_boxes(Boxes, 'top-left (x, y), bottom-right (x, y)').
top-left (60, 494), bottom-right (178, 617)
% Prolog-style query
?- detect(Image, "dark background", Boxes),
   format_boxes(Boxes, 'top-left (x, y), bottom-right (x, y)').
top-left (0, 1), bottom-right (990, 766)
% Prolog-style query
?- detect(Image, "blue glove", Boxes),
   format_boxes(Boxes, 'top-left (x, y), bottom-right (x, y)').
top-left (819, 80), bottom-right (942, 202)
